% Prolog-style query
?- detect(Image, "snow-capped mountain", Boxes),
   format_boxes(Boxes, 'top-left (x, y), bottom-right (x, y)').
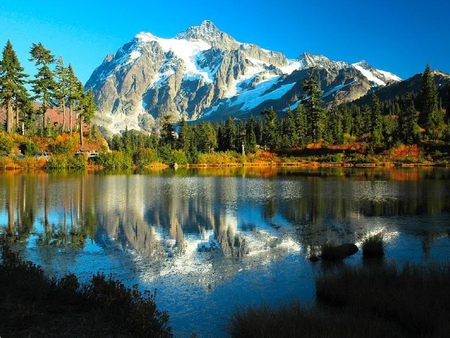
top-left (86, 20), bottom-right (401, 136)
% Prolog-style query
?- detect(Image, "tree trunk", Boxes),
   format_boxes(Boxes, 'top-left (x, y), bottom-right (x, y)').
top-left (14, 105), bottom-right (19, 134)
top-left (69, 106), bottom-right (73, 135)
top-left (43, 100), bottom-right (47, 131)
top-left (79, 115), bottom-right (84, 146)
top-left (61, 103), bottom-right (66, 132)
top-left (6, 98), bottom-right (13, 134)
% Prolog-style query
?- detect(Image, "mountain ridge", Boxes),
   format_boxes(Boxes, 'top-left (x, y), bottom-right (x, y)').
top-left (86, 20), bottom-right (403, 136)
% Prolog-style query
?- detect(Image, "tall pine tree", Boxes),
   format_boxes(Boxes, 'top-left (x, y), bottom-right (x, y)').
top-left (0, 40), bottom-right (29, 134)
top-left (419, 64), bottom-right (444, 140)
top-left (295, 104), bottom-right (308, 147)
top-left (398, 93), bottom-right (419, 145)
top-left (29, 43), bottom-right (56, 133)
top-left (261, 108), bottom-right (279, 151)
top-left (54, 56), bottom-right (69, 132)
top-left (370, 94), bottom-right (384, 148)
top-left (245, 114), bottom-right (257, 153)
top-left (302, 71), bottom-right (326, 143)
top-left (79, 87), bottom-right (96, 146)
top-left (66, 64), bottom-right (83, 134)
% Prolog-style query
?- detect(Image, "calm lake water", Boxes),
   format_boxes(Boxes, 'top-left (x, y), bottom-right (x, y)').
top-left (1, 167), bottom-right (450, 336)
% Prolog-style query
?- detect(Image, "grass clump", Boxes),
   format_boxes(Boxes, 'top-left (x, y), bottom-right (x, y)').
top-left (315, 263), bottom-right (450, 337)
top-left (228, 301), bottom-right (403, 338)
top-left (0, 244), bottom-right (171, 337)
top-left (229, 263), bottom-right (450, 337)
top-left (362, 233), bottom-right (385, 258)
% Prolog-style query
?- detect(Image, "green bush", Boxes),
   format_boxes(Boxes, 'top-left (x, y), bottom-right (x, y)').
top-left (45, 154), bottom-right (87, 170)
top-left (0, 132), bottom-right (14, 154)
top-left (133, 148), bottom-right (159, 167)
top-left (319, 153), bottom-right (345, 163)
top-left (172, 149), bottom-right (189, 165)
top-left (157, 145), bottom-right (175, 165)
top-left (48, 135), bottom-right (78, 155)
top-left (19, 139), bottom-right (40, 156)
top-left (85, 273), bottom-right (171, 337)
top-left (97, 151), bottom-right (133, 168)
top-left (45, 155), bottom-right (68, 169)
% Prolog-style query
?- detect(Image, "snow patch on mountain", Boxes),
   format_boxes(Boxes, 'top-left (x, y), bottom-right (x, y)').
top-left (280, 60), bottom-right (302, 74)
top-left (230, 75), bottom-right (295, 111)
top-left (353, 63), bottom-right (386, 86)
top-left (377, 69), bottom-right (402, 82)
top-left (135, 32), bottom-right (214, 83)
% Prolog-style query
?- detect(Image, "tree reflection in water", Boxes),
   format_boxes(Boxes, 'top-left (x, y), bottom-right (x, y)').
top-left (0, 167), bottom-right (450, 286)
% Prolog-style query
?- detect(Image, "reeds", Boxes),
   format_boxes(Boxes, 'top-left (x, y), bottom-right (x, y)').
top-left (362, 233), bottom-right (385, 258)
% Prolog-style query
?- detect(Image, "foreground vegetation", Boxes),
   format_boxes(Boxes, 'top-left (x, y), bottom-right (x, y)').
top-left (3, 236), bottom-right (450, 337)
top-left (0, 244), bottom-right (171, 337)
top-left (229, 262), bottom-right (450, 337)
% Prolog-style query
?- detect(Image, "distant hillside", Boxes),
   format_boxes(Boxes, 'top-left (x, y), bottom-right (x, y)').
top-left (353, 70), bottom-right (450, 106)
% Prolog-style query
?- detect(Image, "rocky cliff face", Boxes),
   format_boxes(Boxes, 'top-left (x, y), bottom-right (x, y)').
top-left (86, 20), bottom-right (401, 136)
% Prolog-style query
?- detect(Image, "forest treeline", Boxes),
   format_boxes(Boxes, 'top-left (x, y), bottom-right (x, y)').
top-left (1, 37), bottom-right (450, 168)
top-left (106, 64), bottom-right (450, 167)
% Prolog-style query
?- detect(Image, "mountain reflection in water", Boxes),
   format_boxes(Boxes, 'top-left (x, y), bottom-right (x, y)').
top-left (1, 167), bottom-right (450, 335)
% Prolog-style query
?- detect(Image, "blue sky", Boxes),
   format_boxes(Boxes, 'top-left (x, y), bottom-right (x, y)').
top-left (0, 0), bottom-right (449, 84)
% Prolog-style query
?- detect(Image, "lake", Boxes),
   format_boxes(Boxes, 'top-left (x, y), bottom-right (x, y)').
top-left (1, 167), bottom-right (450, 336)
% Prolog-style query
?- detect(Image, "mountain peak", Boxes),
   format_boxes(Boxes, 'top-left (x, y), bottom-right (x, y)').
top-left (298, 52), bottom-right (348, 70)
top-left (353, 60), bottom-right (372, 70)
top-left (175, 20), bottom-right (240, 50)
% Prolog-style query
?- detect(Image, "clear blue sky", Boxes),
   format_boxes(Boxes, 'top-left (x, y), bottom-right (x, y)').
top-left (1, 0), bottom-right (449, 84)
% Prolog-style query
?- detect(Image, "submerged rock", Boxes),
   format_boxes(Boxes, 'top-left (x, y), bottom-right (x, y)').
top-left (320, 243), bottom-right (359, 260)
top-left (340, 243), bottom-right (359, 257)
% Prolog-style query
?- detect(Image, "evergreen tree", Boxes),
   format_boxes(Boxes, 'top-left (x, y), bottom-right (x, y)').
top-left (419, 64), bottom-right (444, 140)
top-left (15, 85), bottom-right (34, 135)
top-left (54, 56), bottom-right (69, 131)
top-left (281, 108), bottom-right (297, 148)
top-left (122, 126), bottom-right (134, 155)
top-left (160, 114), bottom-right (176, 148)
top-left (177, 118), bottom-right (190, 151)
top-left (245, 114), bottom-right (257, 153)
top-left (79, 87), bottom-right (96, 146)
top-left (261, 108), bottom-right (279, 151)
top-left (370, 94), bottom-right (384, 147)
top-left (350, 105), bottom-right (363, 138)
top-left (219, 117), bottom-right (238, 151)
top-left (294, 104), bottom-right (308, 147)
top-left (0, 40), bottom-right (29, 134)
top-left (29, 42), bottom-right (56, 133)
top-left (302, 71), bottom-right (326, 143)
top-left (326, 102), bottom-right (344, 144)
top-left (177, 118), bottom-right (196, 162)
top-left (340, 103), bottom-right (352, 136)
top-left (66, 64), bottom-right (83, 134)
top-left (194, 121), bottom-right (217, 154)
top-left (398, 93), bottom-right (420, 145)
